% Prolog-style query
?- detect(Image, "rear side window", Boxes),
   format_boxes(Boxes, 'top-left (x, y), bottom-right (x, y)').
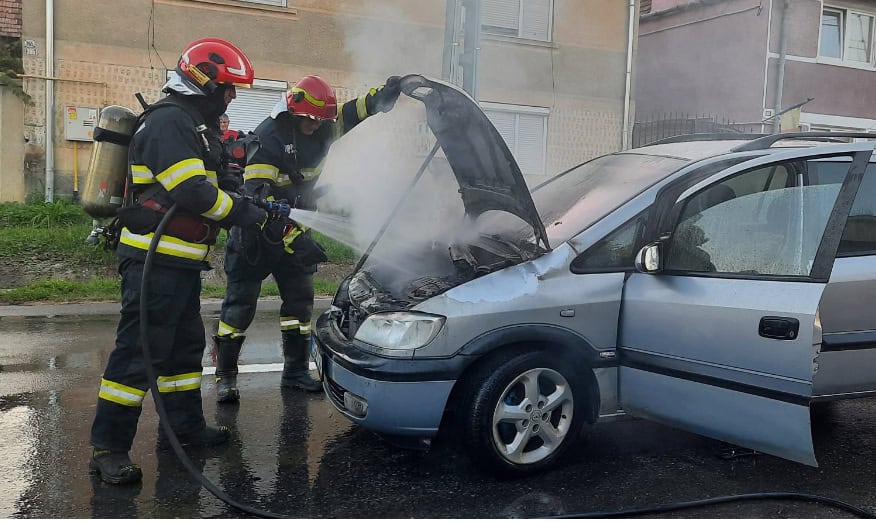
top-left (838, 165), bottom-right (876, 256)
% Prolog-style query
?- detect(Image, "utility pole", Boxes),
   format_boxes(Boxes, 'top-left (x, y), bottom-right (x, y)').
top-left (773, 0), bottom-right (790, 134)
top-left (442, 0), bottom-right (480, 99)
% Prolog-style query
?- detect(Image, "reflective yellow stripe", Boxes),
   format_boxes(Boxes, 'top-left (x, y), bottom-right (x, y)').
top-left (279, 317), bottom-right (300, 331)
top-left (201, 190), bottom-right (233, 221)
top-left (291, 87), bottom-right (326, 107)
top-left (131, 165), bottom-right (155, 184)
top-left (217, 320), bottom-right (245, 339)
top-left (334, 109), bottom-right (345, 139)
top-left (205, 170), bottom-right (218, 187)
top-left (157, 372), bottom-right (202, 393)
top-left (156, 158), bottom-right (207, 191)
top-left (98, 378), bottom-right (146, 407)
top-left (244, 164), bottom-right (279, 183)
top-left (119, 228), bottom-right (211, 261)
top-left (300, 322), bottom-right (312, 334)
top-left (276, 174), bottom-right (292, 187)
top-left (356, 94), bottom-right (368, 120)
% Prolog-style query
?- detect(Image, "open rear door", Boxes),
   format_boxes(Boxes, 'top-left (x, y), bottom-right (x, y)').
top-left (619, 143), bottom-right (874, 466)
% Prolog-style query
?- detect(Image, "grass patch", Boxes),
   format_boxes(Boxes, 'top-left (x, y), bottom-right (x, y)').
top-left (1, 277), bottom-right (339, 305)
top-left (0, 277), bottom-right (120, 304)
top-left (0, 225), bottom-right (117, 264)
top-left (313, 231), bottom-right (356, 263)
top-left (0, 200), bottom-right (92, 227)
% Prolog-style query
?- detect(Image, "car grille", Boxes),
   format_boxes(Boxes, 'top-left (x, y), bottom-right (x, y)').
top-left (326, 376), bottom-right (348, 410)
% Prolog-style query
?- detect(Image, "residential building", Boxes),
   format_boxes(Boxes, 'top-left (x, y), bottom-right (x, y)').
top-left (10, 0), bottom-right (638, 201)
top-left (635, 0), bottom-right (876, 144)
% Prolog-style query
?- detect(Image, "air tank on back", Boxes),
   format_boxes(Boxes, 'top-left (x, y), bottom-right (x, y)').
top-left (82, 105), bottom-right (138, 218)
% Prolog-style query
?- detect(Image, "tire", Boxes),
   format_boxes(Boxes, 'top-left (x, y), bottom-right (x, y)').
top-left (462, 350), bottom-right (589, 477)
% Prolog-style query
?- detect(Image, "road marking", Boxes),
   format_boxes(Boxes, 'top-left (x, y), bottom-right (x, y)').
top-left (202, 362), bottom-right (317, 375)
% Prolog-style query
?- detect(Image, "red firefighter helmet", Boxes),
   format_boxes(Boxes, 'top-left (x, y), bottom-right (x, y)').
top-left (286, 76), bottom-right (338, 121)
top-left (177, 38), bottom-right (254, 93)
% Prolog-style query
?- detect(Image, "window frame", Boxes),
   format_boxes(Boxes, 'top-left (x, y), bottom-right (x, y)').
top-left (481, 102), bottom-right (549, 176)
top-left (818, 5), bottom-right (876, 67)
top-left (481, 0), bottom-right (555, 43)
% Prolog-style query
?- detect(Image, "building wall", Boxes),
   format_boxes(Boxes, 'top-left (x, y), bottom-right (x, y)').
top-left (0, 88), bottom-right (25, 201)
top-left (636, 0), bottom-right (769, 125)
top-left (21, 0), bottom-right (635, 199)
top-left (0, 0), bottom-right (21, 37)
top-left (480, 0), bottom-right (637, 178)
top-left (764, 0), bottom-right (876, 123)
top-left (638, 0), bottom-right (876, 134)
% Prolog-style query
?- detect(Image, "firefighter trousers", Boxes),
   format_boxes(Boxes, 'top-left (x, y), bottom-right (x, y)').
top-left (218, 226), bottom-right (315, 340)
top-left (90, 257), bottom-right (207, 451)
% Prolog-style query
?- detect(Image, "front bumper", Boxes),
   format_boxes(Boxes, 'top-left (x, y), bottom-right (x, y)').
top-left (313, 311), bottom-right (468, 438)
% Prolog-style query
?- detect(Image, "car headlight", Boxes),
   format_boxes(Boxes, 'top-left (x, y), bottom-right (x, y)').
top-left (353, 312), bottom-right (445, 355)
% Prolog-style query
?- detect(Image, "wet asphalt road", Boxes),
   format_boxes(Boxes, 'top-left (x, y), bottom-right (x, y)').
top-left (1, 302), bottom-right (876, 518)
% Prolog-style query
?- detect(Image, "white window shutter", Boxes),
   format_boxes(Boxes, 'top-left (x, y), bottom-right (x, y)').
top-left (516, 114), bottom-right (546, 175)
top-left (238, 0), bottom-right (287, 6)
top-left (482, 0), bottom-right (521, 33)
top-left (521, 0), bottom-right (552, 41)
top-left (484, 110), bottom-right (517, 152)
top-left (226, 88), bottom-right (283, 133)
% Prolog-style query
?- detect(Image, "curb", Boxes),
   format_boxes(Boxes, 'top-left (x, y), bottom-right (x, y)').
top-left (0, 297), bottom-right (334, 318)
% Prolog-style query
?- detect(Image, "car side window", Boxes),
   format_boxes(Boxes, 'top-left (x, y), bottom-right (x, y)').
top-left (571, 211), bottom-right (647, 273)
top-left (665, 160), bottom-right (845, 277)
top-left (838, 165), bottom-right (876, 256)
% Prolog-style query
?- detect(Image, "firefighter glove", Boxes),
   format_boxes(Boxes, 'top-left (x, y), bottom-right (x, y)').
top-left (367, 76), bottom-right (402, 114)
top-left (229, 194), bottom-right (269, 230)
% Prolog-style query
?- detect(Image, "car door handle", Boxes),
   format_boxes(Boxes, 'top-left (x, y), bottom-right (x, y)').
top-left (759, 316), bottom-right (799, 340)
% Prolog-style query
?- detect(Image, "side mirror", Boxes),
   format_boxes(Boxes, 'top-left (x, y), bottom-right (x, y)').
top-left (635, 242), bottom-right (663, 273)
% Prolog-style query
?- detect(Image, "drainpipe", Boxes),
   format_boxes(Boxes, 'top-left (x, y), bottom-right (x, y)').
top-left (772, 0), bottom-right (789, 134)
top-left (622, 0), bottom-right (635, 150)
top-left (45, 0), bottom-right (55, 202)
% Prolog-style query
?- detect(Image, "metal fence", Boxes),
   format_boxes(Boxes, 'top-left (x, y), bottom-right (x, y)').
top-left (632, 113), bottom-right (764, 148)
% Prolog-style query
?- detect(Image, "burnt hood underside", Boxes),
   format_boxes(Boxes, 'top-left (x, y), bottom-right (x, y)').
top-left (399, 75), bottom-right (550, 251)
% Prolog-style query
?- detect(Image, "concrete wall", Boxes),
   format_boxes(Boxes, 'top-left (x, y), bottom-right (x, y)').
top-left (20, 0), bottom-right (636, 199)
top-left (0, 88), bottom-right (25, 201)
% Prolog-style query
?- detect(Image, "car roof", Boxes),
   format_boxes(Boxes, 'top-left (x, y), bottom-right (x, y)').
top-left (632, 132), bottom-right (876, 161)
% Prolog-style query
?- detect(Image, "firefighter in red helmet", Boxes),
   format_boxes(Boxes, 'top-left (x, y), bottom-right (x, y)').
top-left (213, 74), bottom-right (402, 402)
top-left (88, 38), bottom-right (268, 485)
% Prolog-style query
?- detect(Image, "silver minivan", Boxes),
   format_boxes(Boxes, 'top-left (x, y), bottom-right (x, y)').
top-left (312, 76), bottom-right (876, 476)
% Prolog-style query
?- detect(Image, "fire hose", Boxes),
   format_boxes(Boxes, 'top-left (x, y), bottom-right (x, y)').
top-left (140, 201), bottom-right (287, 518)
top-left (139, 206), bottom-right (873, 519)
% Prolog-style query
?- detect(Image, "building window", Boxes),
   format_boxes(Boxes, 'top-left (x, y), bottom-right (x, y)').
top-left (819, 7), bottom-right (875, 65)
top-left (237, 0), bottom-right (287, 6)
top-left (482, 0), bottom-right (553, 42)
top-left (482, 103), bottom-right (548, 176)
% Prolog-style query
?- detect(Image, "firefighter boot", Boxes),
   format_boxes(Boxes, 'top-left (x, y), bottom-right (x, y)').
top-left (214, 335), bottom-right (244, 403)
top-left (89, 449), bottom-right (143, 485)
top-left (281, 331), bottom-right (321, 392)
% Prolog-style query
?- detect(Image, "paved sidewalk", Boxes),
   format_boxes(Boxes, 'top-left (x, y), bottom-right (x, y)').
top-left (0, 297), bottom-right (333, 318)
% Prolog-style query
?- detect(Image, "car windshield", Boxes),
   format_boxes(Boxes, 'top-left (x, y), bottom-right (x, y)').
top-left (533, 153), bottom-right (689, 245)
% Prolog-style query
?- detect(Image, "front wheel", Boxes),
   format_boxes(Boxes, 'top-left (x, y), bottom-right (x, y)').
top-left (463, 351), bottom-right (589, 476)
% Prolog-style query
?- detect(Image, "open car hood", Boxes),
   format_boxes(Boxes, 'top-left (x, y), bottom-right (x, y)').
top-left (400, 75), bottom-right (550, 251)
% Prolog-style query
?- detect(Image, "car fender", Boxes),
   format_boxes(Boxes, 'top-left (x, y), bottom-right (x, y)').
top-left (456, 323), bottom-right (616, 368)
